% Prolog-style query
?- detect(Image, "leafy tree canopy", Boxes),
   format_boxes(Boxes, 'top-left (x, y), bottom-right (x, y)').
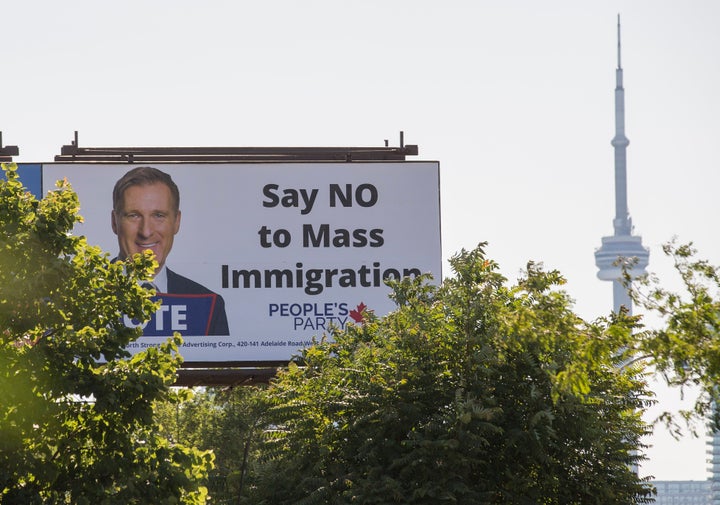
top-left (251, 244), bottom-right (655, 504)
top-left (0, 163), bottom-right (212, 504)
top-left (627, 240), bottom-right (720, 435)
top-left (154, 385), bottom-right (268, 504)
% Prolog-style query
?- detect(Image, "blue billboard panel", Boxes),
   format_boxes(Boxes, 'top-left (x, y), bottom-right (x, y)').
top-left (5, 163), bottom-right (42, 198)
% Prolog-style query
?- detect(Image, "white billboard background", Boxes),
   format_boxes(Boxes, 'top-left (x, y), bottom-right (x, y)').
top-left (43, 163), bottom-right (442, 363)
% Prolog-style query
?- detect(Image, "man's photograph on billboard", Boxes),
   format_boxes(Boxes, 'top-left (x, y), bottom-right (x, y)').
top-left (42, 162), bottom-right (442, 363)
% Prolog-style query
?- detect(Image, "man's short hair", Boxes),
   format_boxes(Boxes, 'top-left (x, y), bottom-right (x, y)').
top-left (113, 166), bottom-right (180, 213)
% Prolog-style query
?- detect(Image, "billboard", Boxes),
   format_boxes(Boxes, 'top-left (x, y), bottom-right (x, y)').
top-left (41, 162), bottom-right (442, 363)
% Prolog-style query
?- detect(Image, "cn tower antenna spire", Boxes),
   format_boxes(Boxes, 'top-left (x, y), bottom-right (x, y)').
top-left (617, 14), bottom-right (622, 70)
top-left (612, 14), bottom-right (630, 236)
top-left (594, 15), bottom-right (649, 314)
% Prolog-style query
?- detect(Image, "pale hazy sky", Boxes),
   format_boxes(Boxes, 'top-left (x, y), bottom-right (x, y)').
top-left (4, 0), bottom-right (719, 481)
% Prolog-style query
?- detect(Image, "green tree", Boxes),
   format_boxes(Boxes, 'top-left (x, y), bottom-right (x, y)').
top-left (154, 386), bottom-right (268, 504)
top-left (0, 163), bottom-right (212, 504)
top-left (251, 245), bottom-right (654, 504)
top-left (627, 240), bottom-right (720, 434)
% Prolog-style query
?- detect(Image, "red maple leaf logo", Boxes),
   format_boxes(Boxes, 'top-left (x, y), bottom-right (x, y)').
top-left (349, 302), bottom-right (368, 323)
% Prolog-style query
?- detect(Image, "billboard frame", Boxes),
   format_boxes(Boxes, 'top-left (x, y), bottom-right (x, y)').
top-left (54, 131), bottom-right (418, 163)
top-left (35, 133), bottom-right (437, 386)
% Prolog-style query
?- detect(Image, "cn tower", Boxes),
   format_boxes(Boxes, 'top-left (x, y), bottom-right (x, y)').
top-left (594, 15), bottom-right (649, 314)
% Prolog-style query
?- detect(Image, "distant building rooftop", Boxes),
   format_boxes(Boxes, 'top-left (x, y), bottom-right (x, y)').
top-left (652, 480), bottom-right (711, 505)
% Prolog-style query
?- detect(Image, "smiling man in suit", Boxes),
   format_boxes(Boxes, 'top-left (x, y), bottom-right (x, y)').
top-left (112, 166), bottom-right (229, 336)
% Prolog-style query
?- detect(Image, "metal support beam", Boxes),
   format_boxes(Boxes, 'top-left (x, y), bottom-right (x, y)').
top-left (174, 367), bottom-right (279, 387)
top-left (54, 131), bottom-right (418, 163)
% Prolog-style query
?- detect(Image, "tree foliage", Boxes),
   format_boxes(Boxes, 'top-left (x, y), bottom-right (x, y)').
top-left (154, 385), bottom-right (268, 504)
top-left (249, 244), bottom-right (655, 504)
top-left (0, 163), bottom-right (212, 504)
top-left (628, 239), bottom-right (720, 434)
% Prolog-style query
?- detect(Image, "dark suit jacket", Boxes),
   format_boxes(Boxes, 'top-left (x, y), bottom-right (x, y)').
top-left (166, 268), bottom-right (230, 336)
